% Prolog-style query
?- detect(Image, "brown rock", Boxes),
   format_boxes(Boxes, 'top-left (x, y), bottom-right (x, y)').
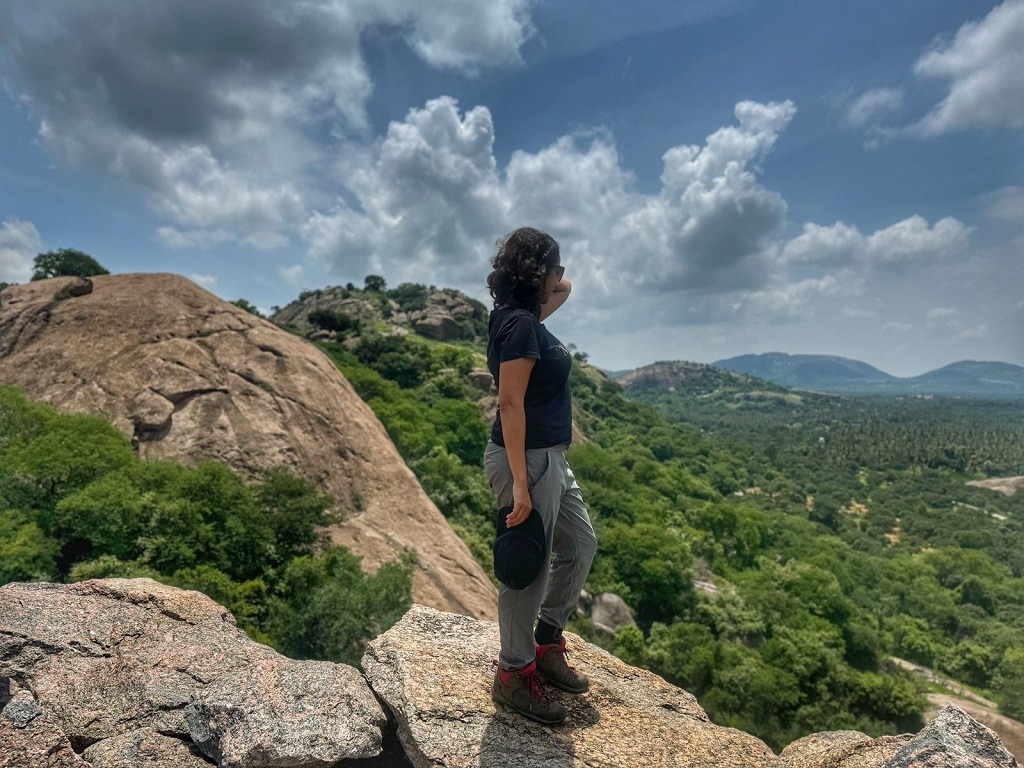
top-left (884, 705), bottom-right (1018, 767)
top-left (774, 705), bottom-right (1019, 767)
top-left (0, 274), bottom-right (496, 620)
top-left (83, 728), bottom-right (212, 768)
top-left (412, 313), bottom-right (462, 341)
top-left (589, 592), bottom-right (636, 635)
top-left (775, 729), bottom-right (911, 767)
top-left (467, 369), bottom-right (493, 392)
top-left (0, 578), bottom-right (385, 767)
top-left (361, 604), bottom-right (778, 768)
top-left (1, 680), bottom-right (88, 767)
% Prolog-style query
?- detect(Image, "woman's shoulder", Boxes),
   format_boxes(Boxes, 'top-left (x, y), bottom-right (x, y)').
top-left (489, 304), bottom-right (542, 341)
top-left (491, 303), bottom-right (541, 322)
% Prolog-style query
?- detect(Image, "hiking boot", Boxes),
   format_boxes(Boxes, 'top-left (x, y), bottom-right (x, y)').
top-left (491, 659), bottom-right (567, 725)
top-left (535, 636), bottom-right (589, 693)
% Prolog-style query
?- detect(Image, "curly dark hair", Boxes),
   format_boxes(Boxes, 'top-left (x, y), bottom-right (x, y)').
top-left (486, 227), bottom-right (560, 310)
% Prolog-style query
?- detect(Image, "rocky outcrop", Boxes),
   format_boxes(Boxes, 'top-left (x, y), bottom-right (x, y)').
top-left (271, 285), bottom-right (489, 343)
top-left (578, 590), bottom-right (636, 637)
top-left (617, 360), bottom-right (756, 392)
top-left (0, 578), bottom-right (385, 767)
top-left (0, 274), bottom-right (496, 620)
top-left (2, 580), bottom-right (1019, 768)
top-left (777, 706), bottom-right (1019, 767)
top-left (361, 604), bottom-right (776, 767)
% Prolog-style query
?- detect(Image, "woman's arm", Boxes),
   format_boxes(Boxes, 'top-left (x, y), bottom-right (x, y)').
top-left (539, 278), bottom-right (571, 322)
top-left (498, 356), bottom-right (536, 527)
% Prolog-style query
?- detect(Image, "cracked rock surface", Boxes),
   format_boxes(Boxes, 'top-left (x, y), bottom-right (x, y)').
top-left (776, 704), bottom-right (1019, 767)
top-left (0, 273), bottom-right (496, 620)
top-left (0, 578), bottom-right (385, 767)
top-left (361, 604), bottom-right (778, 768)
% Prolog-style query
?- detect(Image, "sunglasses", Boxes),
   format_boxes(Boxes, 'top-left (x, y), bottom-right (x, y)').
top-left (548, 265), bottom-right (565, 281)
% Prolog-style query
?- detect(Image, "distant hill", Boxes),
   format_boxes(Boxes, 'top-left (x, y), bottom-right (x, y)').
top-left (613, 359), bottom-right (843, 430)
top-left (907, 361), bottom-right (1024, 397)
top-left (711, 353), bottom-right (896, 393)
top-left (712, 353), bottom-right (1024, 397)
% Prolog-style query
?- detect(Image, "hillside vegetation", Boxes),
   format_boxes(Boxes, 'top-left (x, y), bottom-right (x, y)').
top-left (0, 386), bottom-right (414, 668)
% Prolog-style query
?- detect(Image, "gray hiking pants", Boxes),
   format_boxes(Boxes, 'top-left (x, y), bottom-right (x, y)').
top-left (483, 439), bottom-right (599, 670)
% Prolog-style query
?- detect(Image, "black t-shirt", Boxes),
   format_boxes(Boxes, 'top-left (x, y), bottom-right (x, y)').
top-left (487, 304), bottom-right (573, 449)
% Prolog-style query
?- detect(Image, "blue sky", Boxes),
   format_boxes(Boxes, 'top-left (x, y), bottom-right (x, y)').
top-left (1, 0), bottom-right (1021, 376)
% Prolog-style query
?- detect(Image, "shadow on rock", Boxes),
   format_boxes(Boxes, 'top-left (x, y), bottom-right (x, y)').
top-left (479, 688), bottom-right (602, 767)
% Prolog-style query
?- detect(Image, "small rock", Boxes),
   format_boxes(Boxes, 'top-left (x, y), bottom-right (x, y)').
top-left (467, 369), bottom-right (493, 392)
top-left (590, 592), bottom-right (636, 634)
top-left (886, 705), bottom-right (1018, 767)
top-left (1, 681), bottom-right (88, 767)
top-left (68, 277), bottom-right (94, 297)
top-left (413, 314), bottom-right (462, 341)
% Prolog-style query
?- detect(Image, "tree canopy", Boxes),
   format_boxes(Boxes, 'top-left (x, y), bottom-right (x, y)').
top-left (31, 248), bottom-right (110, 281)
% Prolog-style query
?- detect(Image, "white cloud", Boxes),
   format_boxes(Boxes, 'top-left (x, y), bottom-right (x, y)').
top-left (884, 321), bottom-right (913, 332)
top-left (912, 0), bottom-right (1024, 135)
top-left (0, 1), bottom-right (534, 245)
top-left (781, 221), bottom-right (863, 267)
top-left (780, 215), bottom-right (970, 269)
top-left (306, 98), bottom-right (797, 299)
top-left (277, 264), bottom-right (305, 285)
top-left (732, 275), bottom-right (844, 321)
top-left (984, 186), bottom-right (1024, 223)
top-left (865, 215), bottom-right (971, 264)
top-left (157, 227), bottom-right (237, 250)
top-left (0, 219), bottom-right (42, 283)
top-left (190, 273), bottom-right (218, 290)
top-left (844, 87), bottom-right (904, 127)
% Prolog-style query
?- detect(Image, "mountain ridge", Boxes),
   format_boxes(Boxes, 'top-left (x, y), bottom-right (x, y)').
top-left (706, 352), bottom-right (1024, 397)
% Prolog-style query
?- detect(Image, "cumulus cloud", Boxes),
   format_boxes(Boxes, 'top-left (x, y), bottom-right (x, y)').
top-left (844, 87), bottom-right (904, 127)
top-left (0, 0), bottom-right (533, 243)
top-left (912, 0), bottom-right (1024, 134)
top-left (306, 97), bottom-right (797, 299)
top-left (731, 275), bottom-right (844, 321)
top-left (780, 216), bottom-right (970, 269)
top-left (984, 186), bottom-right (1024, 223)
top-left (277, 265), bottom-right (305, 285)
top-left (0, 219), bottom-right (43, 282)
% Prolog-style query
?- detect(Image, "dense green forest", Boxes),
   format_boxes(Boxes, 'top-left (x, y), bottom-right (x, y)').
top-left (4, 278), bottom-right (1024, 752)
top-left (0, 386), bottom-right (413, 668)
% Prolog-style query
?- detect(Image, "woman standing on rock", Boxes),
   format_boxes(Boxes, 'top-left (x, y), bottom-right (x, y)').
top-left (483, 226), bottom-right (598, 726)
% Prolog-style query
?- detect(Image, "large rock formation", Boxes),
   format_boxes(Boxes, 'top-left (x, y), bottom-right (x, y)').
top-left (362, 604), bottom-right (776, 767)
top-left (271, 285), bottom-right (489, 343)
top-left (0, 274), bottom-right (496, 620)
top-left (1, 580), bottom-right (1018, 768)
top-left (0, 578), bottom-right (386, 767)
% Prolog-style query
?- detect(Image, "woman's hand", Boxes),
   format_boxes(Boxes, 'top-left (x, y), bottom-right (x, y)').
top-left (507, 479), bottom-right (533, 527)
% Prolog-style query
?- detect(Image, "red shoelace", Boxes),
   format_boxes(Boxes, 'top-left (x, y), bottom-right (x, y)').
top-left (493, 659), bottom-right (553, 705)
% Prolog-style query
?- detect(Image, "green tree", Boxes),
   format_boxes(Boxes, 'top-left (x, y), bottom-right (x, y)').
top-left (232, 299), bottom-right (266, 318)
top-left (309, 309), bottom-right (358, 333)
top-left (31, 249), bottom-right (110, 281)
top-left (364, 274), bottom-right (387, 292)
top-left (0, 510), bottom-right (59, 583)
top-left (266, 545), bottom-right (414, 666)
